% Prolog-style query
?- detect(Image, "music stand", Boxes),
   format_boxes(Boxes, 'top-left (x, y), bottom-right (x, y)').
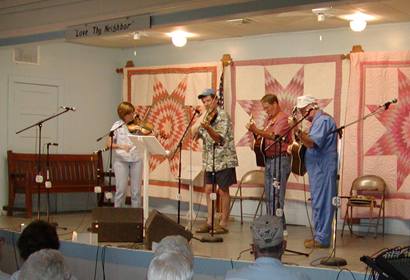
top-left (96, 122), bottom-right (129, 204)
top-left (129, 135), bottom-right (168, 222)
top-left (180, 165), bottom-right (203, 231)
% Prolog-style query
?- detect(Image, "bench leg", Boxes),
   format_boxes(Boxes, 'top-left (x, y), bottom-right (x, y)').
top-left (7, 184), bottom-right (15, 216)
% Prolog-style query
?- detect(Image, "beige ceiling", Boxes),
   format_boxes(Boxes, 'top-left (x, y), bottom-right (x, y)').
top-left (1, 0), bottom-right (410, 48)
top-left (68, 0), bottom-right (410, 48)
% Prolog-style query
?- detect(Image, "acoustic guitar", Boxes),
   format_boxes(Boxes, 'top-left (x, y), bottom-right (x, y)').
top-left (290, 139), bottom-right (306, 176)
top-left (253, 134), bottom-right (265, 167)
top-left (248, 114), bottom-right (266, 167)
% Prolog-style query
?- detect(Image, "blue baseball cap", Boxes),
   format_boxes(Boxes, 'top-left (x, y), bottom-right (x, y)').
top-left (198, 88), bottom-right (215, 99)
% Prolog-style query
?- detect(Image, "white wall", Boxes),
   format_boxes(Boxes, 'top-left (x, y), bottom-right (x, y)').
top-left (0, 41), bottom-right (123, 210)
top-left (124, 22), bottom-right (410, 65)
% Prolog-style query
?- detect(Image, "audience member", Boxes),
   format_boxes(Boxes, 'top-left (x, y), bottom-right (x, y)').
top-left (147, 252), bottom-right (193, 280)
top-left (18, 249), bottom-right (76, 280)
top-left (147, 235), bottom-right (194, 280)
top-left (9, 220), bottom-right (60, 280)
top-left (225, 215), bottom-right (310, 280)
top-left (0, 237), bottom-right (10, 279)
top-left (152, 235), bottom-right (193, 263)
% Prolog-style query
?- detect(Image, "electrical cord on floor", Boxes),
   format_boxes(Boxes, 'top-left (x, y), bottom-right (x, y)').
top-left (335, 267), bottom-right (358, 280)
top-left (309, 248), bottom-right (335, 267)
top-left (58, 191), bottom-right (93, 237)
top-left (236, 247), bottom-right (252, 260)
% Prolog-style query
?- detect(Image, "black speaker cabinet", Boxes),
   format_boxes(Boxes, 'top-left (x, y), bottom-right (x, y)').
top-left (145, 209), bottom-right (193, 249)
top-left (91, 207), bottom-right (143, 242)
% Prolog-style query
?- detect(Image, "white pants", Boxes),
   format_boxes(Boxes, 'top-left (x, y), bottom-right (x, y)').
top-left (113, 159), bottom-right (143, 208)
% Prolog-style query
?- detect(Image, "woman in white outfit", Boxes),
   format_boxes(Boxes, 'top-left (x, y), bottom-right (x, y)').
top-left (108, 102), bottom-right (143, 208)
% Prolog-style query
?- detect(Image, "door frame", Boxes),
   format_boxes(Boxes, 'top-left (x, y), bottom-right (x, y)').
top-left (7, 75), bottom-right (64, 152)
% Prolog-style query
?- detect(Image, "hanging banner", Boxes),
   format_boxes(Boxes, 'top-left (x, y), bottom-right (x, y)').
top-left (124, 63), bottom-right (219, 201)
top-left (342, 51), bottom-right (410, 219)
top-left (230, 55), bottom-right (344, 201)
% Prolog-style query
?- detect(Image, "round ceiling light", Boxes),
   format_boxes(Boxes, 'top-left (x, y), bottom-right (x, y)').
top-left (350, 18), bottom-right (367, 32)
top-left (171, 31), bottom-right (188, 47)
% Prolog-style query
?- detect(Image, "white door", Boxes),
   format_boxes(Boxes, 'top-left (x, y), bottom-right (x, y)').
top-left (8, 77), bottom-right (61, 153)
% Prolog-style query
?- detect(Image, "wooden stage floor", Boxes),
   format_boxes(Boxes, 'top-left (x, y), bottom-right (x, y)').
top-left (1, 212), bottom-right (409, 273)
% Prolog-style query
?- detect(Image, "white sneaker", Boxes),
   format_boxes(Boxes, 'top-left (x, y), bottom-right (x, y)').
top-left (283, 230), bottom-right (288, 237)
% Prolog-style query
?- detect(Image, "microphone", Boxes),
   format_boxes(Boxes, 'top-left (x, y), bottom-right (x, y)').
top-left (60, 106), bottom-right (76, 111)
top-left (187, 105), bottom-right (201, 115)
top-left (381, 98), bottom-right (397, 109)
top-left (93, 147), bottom-right (109, 154)
top-left (193, 107), bottom-right (201, 115)
top-left (46, 142), bottom-right (59, 146)
top-left (301, 104), bottom-right (319, 118)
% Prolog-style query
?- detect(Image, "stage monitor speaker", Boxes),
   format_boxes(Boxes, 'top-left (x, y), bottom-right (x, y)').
top-left (145, 209), bottom-right (193, 249)
top-left (91, 207), bottom-right (143, 242)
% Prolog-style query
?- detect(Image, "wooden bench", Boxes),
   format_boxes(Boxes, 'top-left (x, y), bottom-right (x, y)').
top-left (7, 150), bottom-right (111, 217)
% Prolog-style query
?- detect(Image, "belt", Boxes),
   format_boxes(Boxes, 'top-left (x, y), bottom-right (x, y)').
top-left (265, 152), bottom-right (289, 159)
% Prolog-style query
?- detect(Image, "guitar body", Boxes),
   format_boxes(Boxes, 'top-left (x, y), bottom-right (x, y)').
top-left (291, 141), bottom-right (307, 176)
top-left (253, 136), bottom-right (265, 167)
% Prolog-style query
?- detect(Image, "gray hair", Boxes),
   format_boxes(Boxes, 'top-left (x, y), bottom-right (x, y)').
top-left (147, 252), bottom-right (193, 280)
top-left (153, 235), bottom-right (193, 263)
top-left (18, 249), bottom-right (74, 280)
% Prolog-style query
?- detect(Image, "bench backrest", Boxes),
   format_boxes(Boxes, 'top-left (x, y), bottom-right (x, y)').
top-left (7, 150), bottom-right (103, 191)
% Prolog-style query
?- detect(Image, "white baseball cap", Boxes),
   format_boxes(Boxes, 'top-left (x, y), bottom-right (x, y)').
top-left (296, 95), bottom-right (317, 109)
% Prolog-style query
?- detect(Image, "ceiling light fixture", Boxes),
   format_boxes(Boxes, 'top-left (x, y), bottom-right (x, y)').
top-left (312, 8), bottom-right (331, 23)
top-left (133, 32), bottom-right (141, 40)
top-left (169, 31), bottom-right (189, 47)
top-left (344, 12), bottom-right (372, 32)
top-left (317, 13), bottom-right (325, 22)
top-left (350, 18), bottom-right (367, 32)
top-left (226, 18), bottom-right (253, 25)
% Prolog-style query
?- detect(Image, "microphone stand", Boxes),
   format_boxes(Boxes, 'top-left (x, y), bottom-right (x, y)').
top-left (320, 99), bottom-right (395, 267)
top-left (262, 109), bottom-right (313, 257)
top-left (271, 134), bottom-right (309, 257)
top-left (45, 143), bottom-right (54, 223)
top-left (15, 108), bottom-right (74, 219)
top-left (200, 143), bottom-right (223, 243)
top-left (170, 108), bottom-right (199, 224)
top-left (96, 122), bottom-right (128, 205)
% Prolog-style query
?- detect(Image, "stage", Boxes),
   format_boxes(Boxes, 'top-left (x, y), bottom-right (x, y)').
top-left (1, 211), bottom-right (409, 275)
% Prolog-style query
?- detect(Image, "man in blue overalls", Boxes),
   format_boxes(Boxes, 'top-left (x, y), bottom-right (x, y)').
top-left (294, 95), bottom-right (337, 248)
